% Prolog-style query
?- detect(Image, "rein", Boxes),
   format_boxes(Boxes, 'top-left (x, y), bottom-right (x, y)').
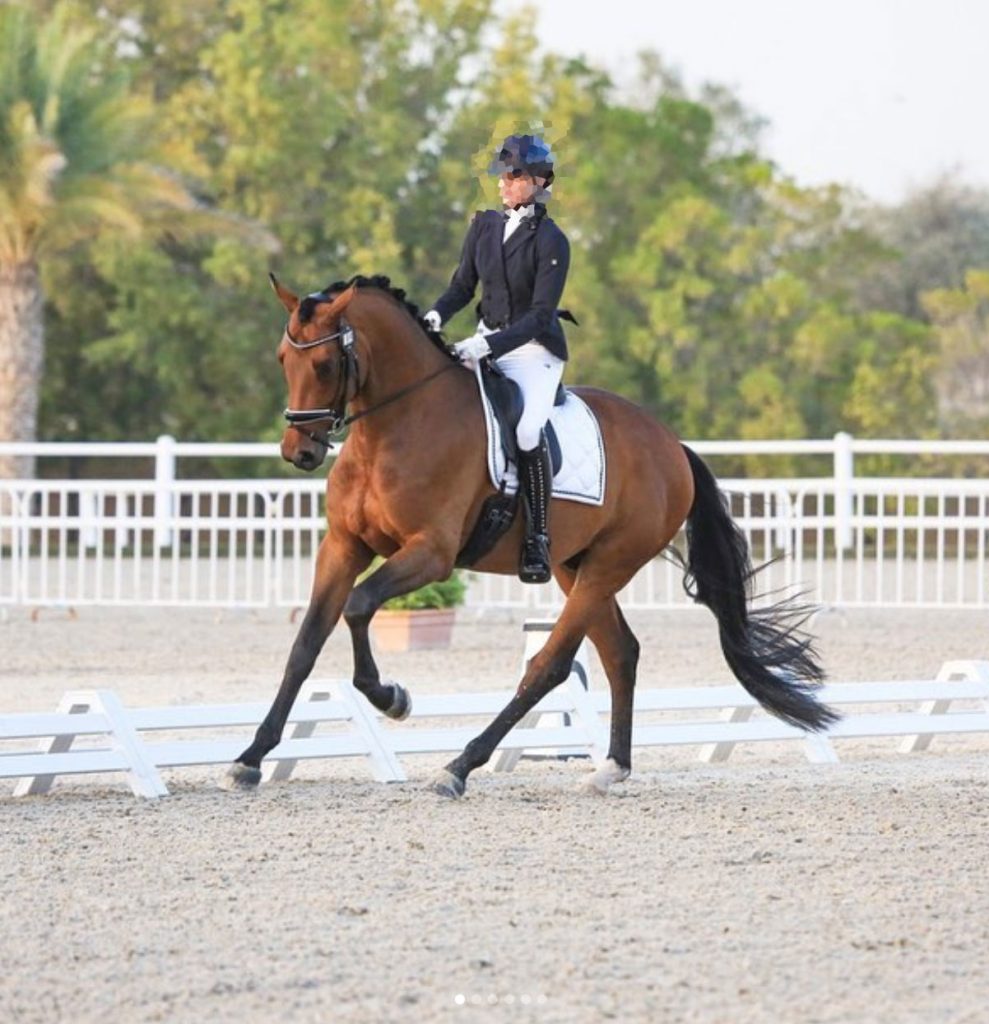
top-left (282, 316), bottom-right (458, 447)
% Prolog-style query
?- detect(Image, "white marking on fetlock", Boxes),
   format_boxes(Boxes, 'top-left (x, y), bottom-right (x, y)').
top-left (581, 758), bottom-right (630, 795)
top-left (218, 762), bottom-right (262, 792)
top-left (429, 769), bottom-right (465, 799)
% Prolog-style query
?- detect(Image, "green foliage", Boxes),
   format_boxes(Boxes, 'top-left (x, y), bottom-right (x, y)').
top-left (860, 179), bottom-right (989, 320)
top-left (382, 574), bottom-right (467, 611)
top-left (9, 0), bottom-right (989, 481)
top-left (922, 269), bottom-right (989, 436)
top-left (0, 1), bottom-right (196, 265)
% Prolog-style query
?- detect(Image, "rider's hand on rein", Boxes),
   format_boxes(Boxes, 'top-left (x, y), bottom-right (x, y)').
top-left (453, 333), bottom-right (491, 366)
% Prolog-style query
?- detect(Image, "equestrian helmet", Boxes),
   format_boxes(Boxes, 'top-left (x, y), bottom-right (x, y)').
top-left (489, 134), bottom-right (555, 184)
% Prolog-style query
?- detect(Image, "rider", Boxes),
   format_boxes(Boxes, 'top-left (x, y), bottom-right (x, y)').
top-left (424, 134), bottom-right (570, 585)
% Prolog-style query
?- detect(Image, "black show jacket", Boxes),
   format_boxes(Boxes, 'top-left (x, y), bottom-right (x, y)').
top-left (431, 204), bottom-right (570, 361)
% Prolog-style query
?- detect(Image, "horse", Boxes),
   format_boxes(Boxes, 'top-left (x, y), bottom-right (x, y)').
top-left (222, 274), bottom-right (836, 798)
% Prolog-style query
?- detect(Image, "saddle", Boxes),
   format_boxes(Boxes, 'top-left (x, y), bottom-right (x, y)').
top-left (454, 362), bottom-right (563, 569)
top-left (480, 362), bottom-right (563, 475)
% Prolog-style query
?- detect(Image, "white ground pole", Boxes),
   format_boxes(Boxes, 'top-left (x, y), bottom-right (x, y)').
top-left (11, 690), bottom-right (168, 799)
top-left (3, 652), bottom-right (989, 800)
top-left (266, 682), bottom-right (407, 784)
top-left (899, 659), bottom-right (989, 752)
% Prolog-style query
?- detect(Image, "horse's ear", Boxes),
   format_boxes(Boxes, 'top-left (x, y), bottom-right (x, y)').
top-left (269, 272), bottom-right (298, 313)
top-left (324, 283), bottom-right (357, 317)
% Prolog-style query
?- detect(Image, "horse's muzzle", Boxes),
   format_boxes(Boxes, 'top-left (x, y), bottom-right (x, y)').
top-left (281, 429), bottom-right (326, 472)
top-left (292, 449), bottom-right (323, 472)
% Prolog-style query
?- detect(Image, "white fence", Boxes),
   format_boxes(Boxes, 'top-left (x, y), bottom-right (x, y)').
top-left (3, 660), bottom-right (988, 799)
top-left (1, 435), bottom-right (988, 609)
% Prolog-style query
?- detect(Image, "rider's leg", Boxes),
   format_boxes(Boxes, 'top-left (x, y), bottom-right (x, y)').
top-left (516, 437), bottom-right (552, 583)
top-left (495, 342), bottom-right (564, 583)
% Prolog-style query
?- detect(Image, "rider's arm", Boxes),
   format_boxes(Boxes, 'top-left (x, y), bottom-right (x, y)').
top-left (485, 227), bottom-right (570, 359)
top-left (431, 214), bottom-right (481, 325)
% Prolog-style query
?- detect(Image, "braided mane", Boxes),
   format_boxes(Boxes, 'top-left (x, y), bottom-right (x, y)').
top-left (316, 274), bottom-right (453, 359)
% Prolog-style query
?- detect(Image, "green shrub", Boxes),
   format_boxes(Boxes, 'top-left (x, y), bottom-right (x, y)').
top-left (382, 574), bottom-right (466, 610)
top-left (358, 559), bottom-right (467, 610)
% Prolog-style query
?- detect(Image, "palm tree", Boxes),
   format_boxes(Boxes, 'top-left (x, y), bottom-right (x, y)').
top-left (0, 2), bottom-right (196, 478)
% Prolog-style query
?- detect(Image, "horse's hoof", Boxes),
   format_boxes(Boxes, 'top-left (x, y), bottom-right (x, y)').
top-left (219, 762), bottom-right (262, 792)
top-left (580, 758), bottom-right (630, 796)
top-left (429, 769), bottom-right (465, 800)
top-left (384, 682), bottom-right (412, 721)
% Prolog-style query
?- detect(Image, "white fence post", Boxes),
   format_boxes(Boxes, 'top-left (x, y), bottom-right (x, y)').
top-left (833, 431), bottom-right (854, 551)
top-left (154, 434), bottom-right (176, 550)
top-left (12, 696), bottom-right (95, 796)
top-left (79, 490), bottom-right (98, 550)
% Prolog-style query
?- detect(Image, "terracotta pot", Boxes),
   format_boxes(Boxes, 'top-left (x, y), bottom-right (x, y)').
top-left (371, 608), bottom-right (457, 652)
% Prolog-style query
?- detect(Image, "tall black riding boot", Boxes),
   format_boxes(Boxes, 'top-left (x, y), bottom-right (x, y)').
top-left (517, 435), bottom-right (552, 584)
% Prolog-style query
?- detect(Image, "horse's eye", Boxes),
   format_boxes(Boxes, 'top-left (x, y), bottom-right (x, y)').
top-left (315, 358), bottom-right (335, 380)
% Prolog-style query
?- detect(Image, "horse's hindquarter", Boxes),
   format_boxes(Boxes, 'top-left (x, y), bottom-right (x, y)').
top-left (572, 386), bottom-right (694, 551)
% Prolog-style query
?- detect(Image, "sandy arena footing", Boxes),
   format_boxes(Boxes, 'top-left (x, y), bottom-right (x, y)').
top-left (1, 607), bottom-right (987, 1023)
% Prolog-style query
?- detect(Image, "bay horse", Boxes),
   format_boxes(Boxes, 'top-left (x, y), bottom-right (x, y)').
top-left (222, 274), bottom-right (836, 798)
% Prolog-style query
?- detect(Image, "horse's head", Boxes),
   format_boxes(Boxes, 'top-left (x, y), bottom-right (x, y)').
top-left (271, 274), bottom-right (357, 471)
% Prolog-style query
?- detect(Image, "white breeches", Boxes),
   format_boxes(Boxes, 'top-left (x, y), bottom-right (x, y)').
top-left (478, 327), bottom-right (565, 451)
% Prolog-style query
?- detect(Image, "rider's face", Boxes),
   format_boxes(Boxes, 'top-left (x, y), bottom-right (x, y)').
top-left (498, 171), bottom-right (544, 208)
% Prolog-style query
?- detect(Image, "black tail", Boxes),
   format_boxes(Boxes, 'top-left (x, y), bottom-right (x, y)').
top-left (680, 445), bottom-right (838, 732)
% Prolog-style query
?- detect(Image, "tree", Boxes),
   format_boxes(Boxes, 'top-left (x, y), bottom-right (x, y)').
top-left (16, 2), bottom-right (961, 473)
top-left (0, 2), bottom-right (195, 477)
top-left (922, 269), bottom-right (989, 435)
top-left (860, 177), bottom-right (989, 319)
top-left (37, 0), bottom-right (494, 459)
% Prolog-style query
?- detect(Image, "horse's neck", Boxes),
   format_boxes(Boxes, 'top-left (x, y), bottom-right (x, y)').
top-left (350, 303), bottom-right (446, 403)
top-left (346, 299), bottom-right (473, 447)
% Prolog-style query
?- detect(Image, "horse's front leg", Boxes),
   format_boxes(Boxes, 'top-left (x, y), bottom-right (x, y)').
top-left (221, 531), bottom-right (372, 790)
top-left (343, 540), bottom-right (455, 720)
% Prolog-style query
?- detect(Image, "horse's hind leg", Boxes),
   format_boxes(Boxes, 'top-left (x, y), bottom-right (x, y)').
top-left (552, 568), bottom-right (640, 795)
top-left (432, 561), bottom-right (628, 799)
top-left (582, 600), bottom-right (640, 794)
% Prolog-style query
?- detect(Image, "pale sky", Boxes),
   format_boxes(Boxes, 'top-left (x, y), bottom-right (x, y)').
top-left (509, 0), bottom-right (988, 203)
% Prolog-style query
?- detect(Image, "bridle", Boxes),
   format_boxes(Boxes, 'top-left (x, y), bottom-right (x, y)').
top-left (282, 299), bottom-right (458, 448)
top-left (282, 315), bottom-right (358, 444)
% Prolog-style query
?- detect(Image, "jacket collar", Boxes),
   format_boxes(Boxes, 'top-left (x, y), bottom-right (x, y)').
top-left (503, 203), bottom-right (547, 260)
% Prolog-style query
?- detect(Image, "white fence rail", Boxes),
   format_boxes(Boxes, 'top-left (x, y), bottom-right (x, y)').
top-left (3, 661), bottom-right (988, 800)
top-left (1, 435), bottom-right (988, 609)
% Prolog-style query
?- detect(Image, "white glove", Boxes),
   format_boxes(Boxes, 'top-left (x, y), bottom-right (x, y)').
top-left (423, 309), bottom-right (442, 332)
top-left (453, 333), bottom-right (492, 365)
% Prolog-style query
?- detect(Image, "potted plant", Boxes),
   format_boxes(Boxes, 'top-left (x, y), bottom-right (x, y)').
top-left (367, 565), bottom-right (467, 652)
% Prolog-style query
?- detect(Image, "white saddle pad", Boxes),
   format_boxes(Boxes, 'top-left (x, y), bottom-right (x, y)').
top-left (473, 367), bottom-right (606, 506)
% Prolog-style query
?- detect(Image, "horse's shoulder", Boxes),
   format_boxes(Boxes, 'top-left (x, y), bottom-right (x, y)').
top-left (325, 459), bottom-right (371, 536)
top-left (326, 449), bottom-right (365, 498)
